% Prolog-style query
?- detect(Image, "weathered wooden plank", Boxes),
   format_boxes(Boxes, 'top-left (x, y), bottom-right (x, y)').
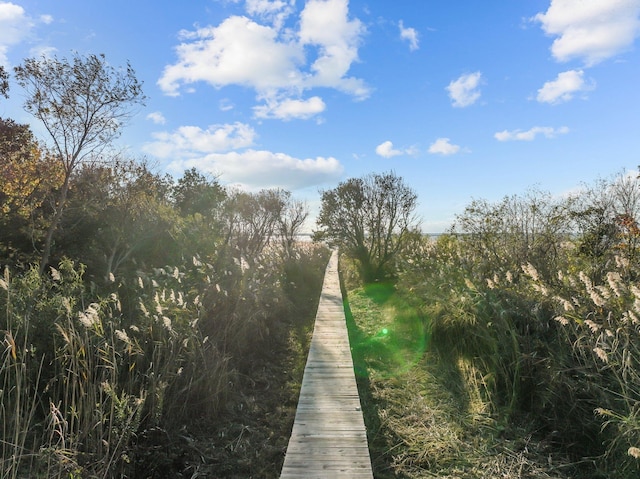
top-left (280, 250), bottom-right (373, 479)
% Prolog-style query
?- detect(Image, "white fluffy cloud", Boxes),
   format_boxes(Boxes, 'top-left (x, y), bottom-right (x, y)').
top-left (494, 126), bottom-right (570, 141)
top-left (254, 95), bottom-right (326, 120)
top-left (179, 150), bottom-right (344, 190)
top-left (158, 0), bottom-right (369, 120)
top-left (428, 138), bottom-right (461, 155)
top-left (399, 20), bottom-right (419, 51)
top-left (158, 16), bottom-right (303, 95)
top-left (534, 0), bottom-right (640, 66)
top-left (0, 2), bottom-right (33, 64)
top-left (143, 122), bottom-right (257, 159)
top-left (375, 140), bottom-right (417, 158)
top-left (375, 141), bottom-right (402, 158)
top-left (299, 0), bottom-right (368, 97)
top-left (245, 0), bottom-right (295, 29)
top-left (537, 69), bottom-right (594, 104)
top-left (144, 121), bottom-right (342, 189)
top-left (146, 111), bottom-right (167, 125)
top-left (446, 72), bottom-right (482, 108)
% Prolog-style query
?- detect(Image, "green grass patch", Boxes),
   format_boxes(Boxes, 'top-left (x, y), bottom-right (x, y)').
top-left (344, 278), bottom-right (577, 478)
top-left (346, 282), bottom-right (428, 378)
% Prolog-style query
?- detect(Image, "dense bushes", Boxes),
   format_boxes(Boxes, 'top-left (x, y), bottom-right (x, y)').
top-left (397, 171), bottom-right (640, 477)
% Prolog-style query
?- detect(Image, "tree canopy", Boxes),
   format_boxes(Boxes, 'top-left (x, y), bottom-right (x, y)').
top-left (14, 53), bottom-right (146, 272)
top-left (316, 171), bottom-right (420, 281)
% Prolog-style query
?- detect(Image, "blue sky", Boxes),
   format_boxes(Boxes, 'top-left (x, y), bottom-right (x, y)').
top-left (1, 0), bottom-right (639, 232)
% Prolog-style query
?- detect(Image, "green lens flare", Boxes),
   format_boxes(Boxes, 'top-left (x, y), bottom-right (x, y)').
top-left (347, 282), bottom-right (429, 379)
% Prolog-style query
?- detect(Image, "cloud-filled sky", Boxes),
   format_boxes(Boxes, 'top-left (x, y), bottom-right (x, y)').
top-left (1, 0), bottom-right (639, 232)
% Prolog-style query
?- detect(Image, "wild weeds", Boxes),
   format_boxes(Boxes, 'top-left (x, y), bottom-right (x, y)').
top-left (521, 256), bottom-right (640, 474)
top-left (398, 228), bottom-right (640, 477)
top-left (0, 240), bottom-right (328, 478)
top-left (1, 265), bottom-right (44, 479)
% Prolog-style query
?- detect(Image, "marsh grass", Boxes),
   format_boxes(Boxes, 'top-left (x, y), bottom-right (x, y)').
top-left (0, 242), bottom-right (329, 478)
top-left (519, 261), bottom-right (640, 476)
top-left (392, 231), bottom-right (640, 478)
top-left (344, 264), bottom-right (574, 478)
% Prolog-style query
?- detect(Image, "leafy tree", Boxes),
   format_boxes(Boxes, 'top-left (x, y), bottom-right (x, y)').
top-left (316, 171), bottom-right (419, 282)
top-left (0, 65), bottom-right (8, 98)
top-left (172, 167), bottom-right (226, 217)
top-left (452, 188), bottom-right (571, 281)
top-left (14, 53), bottom-right (146, 272)
top-left (169, 168), bottom-right (229, 263)
top-left (0, 118), bottom-right (62, 215)
top-left (225, 189), bottom-right (288, 260)
top-left (58, 159), bottom-right (174, 279)
top-left (569, 172), bottom-right (640, 279)
top-left (0, 118), bottom-right (64, 263)
top-left (279, 192), bottom-right (309, 258)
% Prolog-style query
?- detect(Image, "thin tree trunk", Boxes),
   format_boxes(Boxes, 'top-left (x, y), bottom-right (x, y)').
top-left (39, 174), bottom-right (70, 275)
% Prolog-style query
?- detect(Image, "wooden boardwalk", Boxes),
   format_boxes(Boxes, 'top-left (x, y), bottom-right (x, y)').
top-left (280, 250), bottom-right (373, 478)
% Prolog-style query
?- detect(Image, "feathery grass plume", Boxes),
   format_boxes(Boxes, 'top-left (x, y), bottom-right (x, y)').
top-left (606, 272), bottom-right (624, 297)
top-left (162, 316), bottom-right (172, 331)
top-left (615, 254), bottom-right (630, 270)
top-left (554, 295), bottom-right (574, 312)
top-left (50, 266), bottom-right (61, 281)
top-left (521, 262), bottom-right (539, 281)
top-left (596, 285), bottom-right (612, 300)
top-left (579, 271), bottom-right (593, 290)
top-left (532, 283), bottom-right (549, 296)
top-left (629, 447), bottom-right (640, 459)
top-left (114, 329), bottom-right (130, 344)
top-left (154, 292), bottom-right (163, 314)
top-left (584, 319), bottom-right (600, 333)
top-left (589, 289), bottom-right (606, 307)
top-left (78, 303), bottom-right (100, 328)
top-left (594, 347), bottom-right (608, 363)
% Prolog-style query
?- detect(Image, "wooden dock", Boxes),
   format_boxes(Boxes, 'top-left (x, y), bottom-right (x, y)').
top-left (280, 251), bottom-right (374, 478)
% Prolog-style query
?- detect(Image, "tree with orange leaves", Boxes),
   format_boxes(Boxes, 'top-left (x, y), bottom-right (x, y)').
top-left (0, 118), bottom-right (64, 217)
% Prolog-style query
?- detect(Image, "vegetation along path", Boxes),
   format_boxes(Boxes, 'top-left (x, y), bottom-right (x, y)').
top-left (280, 250), bottom-right (374, 478)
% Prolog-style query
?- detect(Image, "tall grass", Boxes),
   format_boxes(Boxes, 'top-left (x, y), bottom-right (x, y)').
top-left (398, 232), bottom-right (640, 477)
top-left (520, 259), bottom-right (640, 475)
top-left (0, 241), bottom-right (328, 478)
top-left (1, 266), bottom-right (42, 479)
